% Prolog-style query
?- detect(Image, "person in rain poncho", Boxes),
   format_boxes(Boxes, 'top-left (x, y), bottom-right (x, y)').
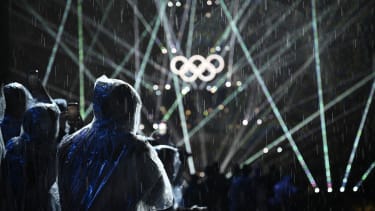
top-left (2, 103), bottom-right (60, 211)
top-left (0, 82), bottom-right (34, 146)
top-left (57, 75), bottom-right (173, 211)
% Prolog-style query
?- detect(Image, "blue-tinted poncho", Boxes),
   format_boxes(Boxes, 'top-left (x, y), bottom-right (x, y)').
top-left (58, 76), bottom-right (173, 211)
top-left (0, 82), bottom-right (34, 145)
top-left (2, 103), bottom-right (60, 211)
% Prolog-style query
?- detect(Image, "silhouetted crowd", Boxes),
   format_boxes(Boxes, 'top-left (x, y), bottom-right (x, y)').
top-left (0, 73), bottom-right (298, 211)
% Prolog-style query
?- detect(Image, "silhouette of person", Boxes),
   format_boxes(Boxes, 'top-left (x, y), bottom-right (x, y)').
top-left (57, 75), bottom-right (173, 210)
top-left (0, 82), bottom-right (34, 145)
top-left (27, 69), bottom-right (53, 104)
top-left (2, 103), bottom-right (60, 211)
top-left (53, 98), bottom-right (69, 143)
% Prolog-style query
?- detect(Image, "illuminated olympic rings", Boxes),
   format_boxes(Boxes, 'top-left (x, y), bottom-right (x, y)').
top-left (170, 54), bottom-right (225, 82)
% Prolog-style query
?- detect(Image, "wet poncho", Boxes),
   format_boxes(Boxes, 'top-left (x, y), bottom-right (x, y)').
top-left (2, 103), bottom-right (60, 211)
top-left (58, 76), bottom-right (173, 211)
top-left (0, 82), bottom-right (34, 145)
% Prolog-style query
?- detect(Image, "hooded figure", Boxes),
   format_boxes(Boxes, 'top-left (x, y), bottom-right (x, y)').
top-left (2, 103), bottom-right (60, 211)
top-left (57, 76), bottom-right (173, 211)
top-left (0, 82), bottom-right (34, 145)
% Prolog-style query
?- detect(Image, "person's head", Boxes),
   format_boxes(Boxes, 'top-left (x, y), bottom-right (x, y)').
top-left (27, 69), bottom-right (40, 89)
top-left (3, 82), bottom-right (33, 118)
top-left (54, 98), bottom-right (67, 113)
top-left (93, 75), bottom-right (142, 132)
top-left (22, 103), bottom-right (59, 142)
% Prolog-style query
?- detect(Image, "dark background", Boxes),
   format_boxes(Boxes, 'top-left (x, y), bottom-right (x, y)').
top-left (2, 0), bottom-right (375, 209)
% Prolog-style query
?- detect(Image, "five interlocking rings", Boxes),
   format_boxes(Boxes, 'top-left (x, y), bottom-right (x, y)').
top-left (170, 54), bottom-right (225, 82)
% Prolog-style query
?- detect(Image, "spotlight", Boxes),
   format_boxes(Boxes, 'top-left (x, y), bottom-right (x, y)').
top-left (353, 186), bottom-right (358, 192)
top-left (256, 119), bottom-right (263, 125)
top-left (139, 124), bottom-right (145, 130)
top-left (165, 84), bottom-right (171, 90)
top-left (224, 45), bottom-right (230, 51)
top-left (167, 1), bottom-right (174, 7)
top-left (205, 12), bottom-right (212, 18)
top-left (171, 47), bottom-right (177, 54)
top-left (277, 147), bottom-right (283, 153)
top-left (263, 147), bottom-right (269, 154)
top-left (181, 86), bottom-right (190, 95)
top-left (236, 81), bottom-right (242, 87)
top-left (175, 1), bottom-right (182, 7)
top-left (207, 0), bottom-right (213, 5)
top-left (155, 90), bottom-right (162, 96)
top-left (152, 123), bottom-right (159, 130)
top-left (327, 187), bottom-right (333, 193)
top-left (210, 86), bottom-right (217, 94)
top-left (161, 47), bottom-right (168, 54)
top-left (206, 85), bottom-right (212, 91)
top-left (339, 187), bottom-right (345, 192)
top-left (153, 84), bottom-right (159, 91)
top-left (218, 104), bottom-right (224, 110)
top-left (314, 187), bottom-right (320, 193)
top-left (215, 46), bottom-right (221, 52)
top-left (158, 122), bottom-right (167, 135)
top-left (225, 81), bottom-right (232, 88)
top-left (242, 119), bottom-right (248, 126)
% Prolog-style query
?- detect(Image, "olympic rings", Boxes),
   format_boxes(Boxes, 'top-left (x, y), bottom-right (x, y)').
top-left (170, 54), bottom-right (225, 82)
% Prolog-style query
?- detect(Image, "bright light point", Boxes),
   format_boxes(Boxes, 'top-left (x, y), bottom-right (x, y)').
top-left (263, 147), bottom-right (269, 154)
top-left (340, 187), bottom-right (345, 192)
top-left (165, 84), bottom-right (171, 90)
top-left (158, 122), bottom-right (167, 135)
top-left (139, 124), bottom-right (145, 130)
top-left (224, 45), bottom-right (230, 51)
top-left (207, 0), bottom-right (212, 5)
top-left (218, 104), bottom-right (224, 110)
top-left (171, 47), bottom-right (177, 54)
top-left (215, 46), bottom-right (221, 52)
top-left (203, 110), bottom-right (209, 116)
top-left (206, 85), bottom-right (212, 91)
top-left (277, 147), bottom-right (283, 153)
top-left (205, 12), bottom-right (211, 18)
top-left (152, 123), bottom-right (159, 130)
top-left (181, 86), bottom-right (190, 95)
top-left (353, 186), bottom-right (358, 192)
top-left (210, 86), bottom-right (217, 94)
top-left (155, 90), bottom-right (162, 96)
top-left (236, 81), bottom-right (242, 87)
top-left (314, 187), bottom-right (320, 193)
top-left (327, 187), bottom-right (333, 193)
top-left (242, 119), bottom-right (248, 126)
top-left (167, 1), bottom-right (173, 7)
top-left (153, 84), bottom-right (159, 91)
top-left (175, 1), bottom-right (182, 7)
top-left (256, 119), bottom-right (263, 125)
top-left (161, 47), bottom-right (168, 54)
top-left (225, 81), bottom-right (232, 87)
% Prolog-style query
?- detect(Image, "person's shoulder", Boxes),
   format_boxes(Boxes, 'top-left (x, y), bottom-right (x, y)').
top-left (59, 124), bottom-right (90, 148)
top-left (57, 124), bottom-right (91, 161)
top-left (131, 134), bottom-right (152, 153)
top-left (4, 137), bottom-right (24, 160)
top-left (5, 137), bottom-right (22, 152)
